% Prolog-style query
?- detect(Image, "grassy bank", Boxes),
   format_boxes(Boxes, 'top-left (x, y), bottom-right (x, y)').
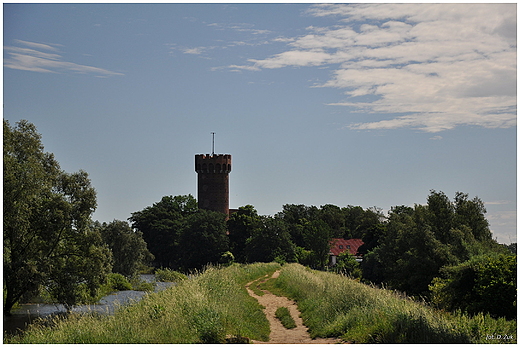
top-left (267, 263), bottom-right (516, 344)
top-left (7, 263), bottom-right (280, 344)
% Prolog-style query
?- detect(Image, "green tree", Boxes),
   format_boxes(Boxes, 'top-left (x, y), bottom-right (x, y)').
top-left (227, 205), bottom-right (261, 263)
top-left (302, 219), bottom-right (332, 269)
top-left (276, 204), bottom-right (319, 248)
top-left (363, 204), bottom-right (455, 296)
top-left (334, 251), bottom-right (362, 279)
top-left (318, 204), bottom-right (345, 238)
top-left (430, 253), bottom-right (516, 319)
top-left (177, 209), bottom-right (229, 271)
top-left (129, 195), bottom-right (197, 268)
top-left (3, 120), bottom-right (112, 314)
top-left (426, 190), bottom-right (455, 244)
top-left (342, 205), bottom-right (384, 239)
top-left (99, 220), bottom-right (154, 278)
top-left (246, 216), bottom-right (295, 263)
top-left (453, 192), bottom-right (491, 242)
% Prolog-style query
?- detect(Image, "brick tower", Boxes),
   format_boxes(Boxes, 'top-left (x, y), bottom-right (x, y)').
top-left (195, 154), bottom-right (231, 216)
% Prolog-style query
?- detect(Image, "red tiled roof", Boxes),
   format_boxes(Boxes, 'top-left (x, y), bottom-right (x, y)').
top-left (329, 238), bottom-right (364, 256)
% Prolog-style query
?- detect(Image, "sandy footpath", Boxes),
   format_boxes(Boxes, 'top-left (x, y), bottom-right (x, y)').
top-left (245, 270), bottom-right (343, 344)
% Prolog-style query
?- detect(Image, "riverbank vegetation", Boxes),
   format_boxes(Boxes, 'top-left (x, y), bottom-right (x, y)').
top-left (265, 263), bottom-right (516, 344)
top-left (7, 263), bottom-right (280, 343)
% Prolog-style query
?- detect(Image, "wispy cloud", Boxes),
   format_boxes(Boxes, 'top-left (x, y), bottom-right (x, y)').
top-left (232, 4), bottom-right (517, 133)
top-left (4, 40), bottom-right (124, 77)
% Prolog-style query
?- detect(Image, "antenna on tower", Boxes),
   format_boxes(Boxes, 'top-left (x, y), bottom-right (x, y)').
top-left (211, 132), bottom-right (215, 156)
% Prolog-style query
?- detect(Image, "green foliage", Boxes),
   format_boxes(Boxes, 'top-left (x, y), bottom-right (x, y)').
top-left (362, 190), bottom-right (502, 299)
top-left (275, 307), bottom-right (297, 329)
top-left (106, 273), bottom-right (133, 291)
top-left (98, 220), bottom-right (154, 278)
top-left (302, 219), bottom-right (332, 269)
top-left (219, 251), bottom-right (235, 265)
top-left (154, 268), bottom-right (188, 282)
top-left (334, 251), bottom-right (362, 279)
top-left (130, 197), bottom-right (230, 272)
top-left (245, 216), bottom-right (296, 263)
top-left (3, 120), bottom-right (111, 314)
top-left (227, 205), bottom-right (261, 262)
top-left (430, 253), bottom-right (516, 319)
top-left (8, 263), bottom-right (281, 344)
top-left (272, 264), bottom-right (516, 344)
top-left (129, 195), bottom-right (197, 268)
top-left (177, 209), bottom-right (229, 271)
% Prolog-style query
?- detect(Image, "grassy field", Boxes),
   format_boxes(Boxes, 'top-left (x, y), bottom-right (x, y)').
top-left (7, 263), bottom-right (280, 344)
top-left (7, 262), bottom-right (516, 344)
top-left (265, 263), bottom-right (517, 344)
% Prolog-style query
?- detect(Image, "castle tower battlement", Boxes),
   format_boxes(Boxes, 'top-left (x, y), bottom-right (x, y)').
top-left (195, 154), bottom-right (231, 216)
top-left (195, 154), bottom-right (231, 174)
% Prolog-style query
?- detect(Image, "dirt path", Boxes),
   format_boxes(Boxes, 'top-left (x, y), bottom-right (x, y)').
top-left (246, 270), bottom-right (343, 344)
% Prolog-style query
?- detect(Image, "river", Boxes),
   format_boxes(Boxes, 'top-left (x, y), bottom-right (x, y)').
top-left (3, 275), bottom-right (174, 337)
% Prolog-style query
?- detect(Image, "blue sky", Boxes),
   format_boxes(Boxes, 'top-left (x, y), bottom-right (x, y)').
top-left (3, 3), bottom-right (516, 243)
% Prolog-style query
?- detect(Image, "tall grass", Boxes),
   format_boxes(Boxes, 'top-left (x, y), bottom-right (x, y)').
top-left (7, 263), bottom-right (280, 344)
top-left (272, 263), bottom-right (516, 344)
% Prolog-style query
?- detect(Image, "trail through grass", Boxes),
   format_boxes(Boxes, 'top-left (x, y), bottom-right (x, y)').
top-left (269, 263), bottom-right (516, 344)
top-left (7, 263), bottom-right (280, 344)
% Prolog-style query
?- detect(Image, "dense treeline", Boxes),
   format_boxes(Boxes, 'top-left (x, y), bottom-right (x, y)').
top-left (131, 193), bottom-right (515, 320)
top-left (129, 197), bottom-right (384, 271)
top-left (5, 119), bottom-right (515, 321)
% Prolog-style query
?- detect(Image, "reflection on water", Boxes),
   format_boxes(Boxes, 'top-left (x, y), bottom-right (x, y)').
top-left (4, 275), bottom-right (174, 337)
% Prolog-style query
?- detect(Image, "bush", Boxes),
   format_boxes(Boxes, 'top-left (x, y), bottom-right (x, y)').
top-left (333, 251), bottom-right (362, 279)
top-left (154, 268), bottom-right (188, 282)
top-left (107, 273), bottom-right (132, 291)
top-left (430, 253), bottom-right (516, 319)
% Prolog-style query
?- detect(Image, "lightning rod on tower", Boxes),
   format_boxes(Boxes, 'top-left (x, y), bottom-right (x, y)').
top-left (211, 132), bottom-right (215, 156)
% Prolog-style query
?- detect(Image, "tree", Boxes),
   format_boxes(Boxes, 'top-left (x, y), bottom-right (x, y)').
top-left (177, 209), bottom-right (229, 271)
top-left (246, 216), bottom-right (295, 263)
top-left (3, 120), bottom-right (112, 314)
top-left (227, 205), bottom-right (261, 263)
top-left (430, 253), bottom-right (516, 319)
top-left (427, 190), bottom-right (455, 244)
top-left (318, 204), bottom-right (345, 238)
top-left (334, 251), bottom-right (362, 279)
top-left (98, 220), bottom-right (154, 278)
top-left (302, 219), bottom-right (332, 269)
top-left (363, 204), bottom-right (455, 296)
top-left (453, 192), bottom-right (491, 241)
top-left (276, 204), bottom-right (319, 248)
top-left (129, 195), bottom-right (197, 268)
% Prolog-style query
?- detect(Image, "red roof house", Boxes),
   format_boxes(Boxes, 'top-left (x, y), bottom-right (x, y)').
top-left (329, 238), bottom-right (364, 265)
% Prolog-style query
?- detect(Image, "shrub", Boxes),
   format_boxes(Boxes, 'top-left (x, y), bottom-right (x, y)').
top-left (154, 268), bottom-right (188, 282)
top-left (107, 273), bottom-right (132, 291)
top-left (430, 253), bottom-right (517, 319)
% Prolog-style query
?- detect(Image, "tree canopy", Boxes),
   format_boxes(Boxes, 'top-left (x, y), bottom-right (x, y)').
top-left (3, 120), bottom-right (112, 314)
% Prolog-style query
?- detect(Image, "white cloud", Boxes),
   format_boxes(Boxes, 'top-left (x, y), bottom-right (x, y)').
top-left (4, 40), bottom-right (123, 77)
top-left (182, 47), bottom-right (206, 55)
top-left (234, 4), bottom-right (517, 132)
